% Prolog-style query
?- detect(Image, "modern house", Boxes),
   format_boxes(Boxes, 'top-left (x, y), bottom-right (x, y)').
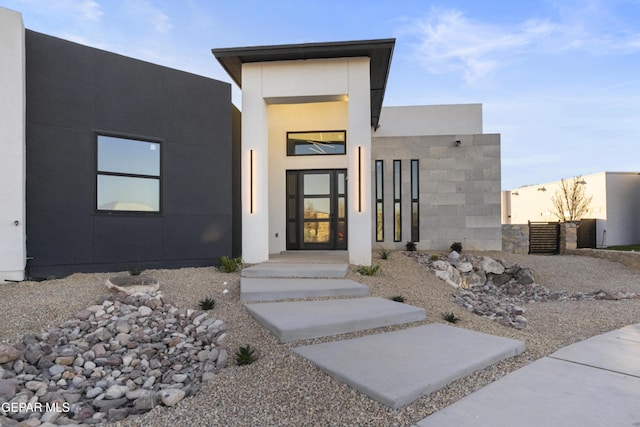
top-left (502, 172), bottom-right (640, 247)
top-left (1, 6), bottom-right (501, 282)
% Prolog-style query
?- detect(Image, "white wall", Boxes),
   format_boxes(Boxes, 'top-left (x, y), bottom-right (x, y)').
top-left (267, 102), bottom-right (349, 254)
top-left (603, 173), bottom-right (640, 246)
top-left (506, 172), bottom-right (640, 247)
top-left (507, 172), bottom-right (608, 224)
top-left (374, 104), bottom-right (482, 137)
top-left (241, 57), bottom-right (372, 265)
top-left (0, 7), bottom-right (26, 282)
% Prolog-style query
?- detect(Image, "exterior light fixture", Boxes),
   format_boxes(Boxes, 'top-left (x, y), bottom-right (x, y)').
top-left (512, 191), bottom-right (519, 196)
top-left (358, 146), bottom-right (362, 212)
top-left (537, 186), bottom-right (547, 192)
top-left (455, 140), bottom-right (461, 146)
top-left (577, 179), bottom-right (587, 185)
top-left (249, 149), bottom-right (254, 214)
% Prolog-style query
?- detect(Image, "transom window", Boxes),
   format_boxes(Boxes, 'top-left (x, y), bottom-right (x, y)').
top-left (287, 131), bottom-right (346, 156)
top-left (96, 134), bottom-right (161, 212)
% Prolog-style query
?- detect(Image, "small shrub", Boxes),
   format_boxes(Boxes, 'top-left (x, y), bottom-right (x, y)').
top-left (127, 264), bottom-right (144, 276)
top-left (199, 297), bottom-right (215, 311)
top-left (441, 312), bottom-right (460, 324)
top-left (218, 256), bottom-right (243, 273)
top-left (390, 295), bottom-right (406, 303)
top-left (430, 254), bottom-right (440, 261)
top-left (450, 242), bottom-right (463, 253)
top-left (377, 247), bottom-right (391, 260)
top-left (356, 264), bottom-right (381, 276)
top-left (234, 345), bottom-right (257, 366)
top-left (405, 241), bottom-right (417, 251)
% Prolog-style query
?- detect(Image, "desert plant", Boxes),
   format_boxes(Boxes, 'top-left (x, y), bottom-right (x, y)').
top-left (198, 297), bottom-right (215, 311)
top-left (441, 312), bottom-right (460, 324)
top-left (377, 247), bottom-right (391, 260)
top-left (218, 256), bottom-right (243, 273)
top-left (405, 241), bottom-right (417, 251)
top-left (450, 242), bottom-right (463, 253)
top-left (390, 295), bottom-right (406, 303)
top-left (126, 264), bottom-right (144, 276)
top-left (356, 264), bottom-right (381, 276)
top-left (234, 345), bottom-right (257, 366)
top-left (430, 254), bottom-right (440, 261)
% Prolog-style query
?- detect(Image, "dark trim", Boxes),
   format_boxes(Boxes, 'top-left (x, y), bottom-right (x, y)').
top-left (411, 159), bottom-right (419, 242)
top-left (212, 38), bottom-right (395, 129)
top-left (375, 160), bottom-right (384, 242)
top-left (393, 159), bottom-right (401, 242)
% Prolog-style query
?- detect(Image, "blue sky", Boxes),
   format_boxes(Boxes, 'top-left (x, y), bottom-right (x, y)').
top-left (4, 0), bottom-right (639, 189)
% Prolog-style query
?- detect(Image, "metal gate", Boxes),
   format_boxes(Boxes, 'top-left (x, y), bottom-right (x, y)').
top-left (528, 221), bottom-right (560, 254)
top-left (577, 219), bottom-right (597, 248)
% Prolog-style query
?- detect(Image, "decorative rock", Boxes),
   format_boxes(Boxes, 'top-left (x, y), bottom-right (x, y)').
top-left (105, 275), bottom-right (159, 295)
top-left (48, 365), bottom-right (66, 377)
top-left (0, 344), bottom-right (20, 364)
top-left (0, 291), bottom-right (228, 425)
top-left (138, 306), bottom-right (153, 317)
top-left (448, 250), bottom-right (460, 260)
top-left (104, 385), bottom-right (129, 400)
top-left (456, 262), bottom-right (473, 273)
top-left (480, 257), bottom-right (505, 275)
top-left (159, 388), bottom-right (185, 406)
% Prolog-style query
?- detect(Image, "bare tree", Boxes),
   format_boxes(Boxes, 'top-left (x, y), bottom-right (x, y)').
top-left (550, 176), bottom-right (593, 222)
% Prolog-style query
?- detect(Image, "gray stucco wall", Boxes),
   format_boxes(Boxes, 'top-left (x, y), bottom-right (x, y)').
top-left (25, 30), bottom-right (235, 278)
top-left (372, 133), bottom-right (501, 251)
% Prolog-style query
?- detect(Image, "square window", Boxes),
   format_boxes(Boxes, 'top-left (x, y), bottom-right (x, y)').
top-left (96, 135), bottom-right (161, 213)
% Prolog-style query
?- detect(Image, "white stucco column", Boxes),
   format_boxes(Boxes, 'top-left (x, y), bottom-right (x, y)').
top-left (347, 58), bottom-right (372, 266)
top-left (0, 7), bottom-right (26, 282)
top-left (241, 63), bottom-right (270, 263)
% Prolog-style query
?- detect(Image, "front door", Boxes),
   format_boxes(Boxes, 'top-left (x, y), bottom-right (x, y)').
top-left (286, 169), bottom-right (347, 250)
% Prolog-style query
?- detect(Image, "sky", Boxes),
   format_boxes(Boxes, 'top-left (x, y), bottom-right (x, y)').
top-left (4, 0), bottom-right (639, 190)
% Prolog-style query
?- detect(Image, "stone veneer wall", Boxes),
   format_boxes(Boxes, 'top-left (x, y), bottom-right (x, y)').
top-left (567, 248), bottom-right (640, 270)
top-left (559, 222), bottom-right (577, 254)
top-left (502, 224), bottom-right (529, 254)
top-left (372, 133), bottom-right (501, 250)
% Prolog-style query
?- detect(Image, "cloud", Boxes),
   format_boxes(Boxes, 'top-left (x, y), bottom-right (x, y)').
top-left (123, 1), bottom-right (173, 34)
top-left (18, 0), bottom-right (103, 21)
top-left (401, 4), bottom-right (640, 85)
top-left (402, 9), bottom-right (556, 84)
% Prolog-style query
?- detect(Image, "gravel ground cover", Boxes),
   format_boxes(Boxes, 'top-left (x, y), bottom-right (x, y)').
top-left (1, 251), bottom-right (639, 426)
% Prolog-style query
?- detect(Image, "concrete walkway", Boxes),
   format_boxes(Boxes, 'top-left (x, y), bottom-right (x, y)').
top-left (241, 254), bottom-right (528, 410)
top-left (415, 322), bottom-right (640, 426)
top-left (294, 323), bottom-right (525, 409)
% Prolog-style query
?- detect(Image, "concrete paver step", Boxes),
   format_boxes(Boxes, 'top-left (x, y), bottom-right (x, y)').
top-left (415, 322), bottom-right (640, 426)
top-left (240, 278), bottom-right (370, 302)
top-left (241, 263), bottom-right (349, 278)
top-left (293, 323), bottom-right (525, 409)
top-left (244, 297), bottom-right (426, 343)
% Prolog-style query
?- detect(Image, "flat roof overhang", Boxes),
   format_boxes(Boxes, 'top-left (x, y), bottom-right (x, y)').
top-left (212, 38), bottom-right (395, 129)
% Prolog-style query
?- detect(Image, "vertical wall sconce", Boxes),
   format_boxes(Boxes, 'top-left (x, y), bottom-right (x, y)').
top-left (358, 146), bottom-right (362, 212)
top-left (249, 149), bottom-right (254, 214)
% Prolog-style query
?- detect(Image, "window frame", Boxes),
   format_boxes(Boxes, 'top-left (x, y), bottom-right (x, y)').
top-left (393, 159), bottom-right (402, 242)
top-left (95, 132), bottom-right (163, 215)
top-left (286, 130), bottom-right (347, 157)
top-left (375, 160), bottom-right (384, 242)
top-left (411, 159), bottom-right (419, 242)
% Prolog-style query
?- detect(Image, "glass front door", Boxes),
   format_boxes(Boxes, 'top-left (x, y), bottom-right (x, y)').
top-left (286, 169), bottom-right (347, 250)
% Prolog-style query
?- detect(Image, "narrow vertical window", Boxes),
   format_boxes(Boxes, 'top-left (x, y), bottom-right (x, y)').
top-left (411, 159), bottom-right (419, 242)
top-left (375, 160), bottom-right (384, 242)
top-left (393, 160), bottom-right (401, 242)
